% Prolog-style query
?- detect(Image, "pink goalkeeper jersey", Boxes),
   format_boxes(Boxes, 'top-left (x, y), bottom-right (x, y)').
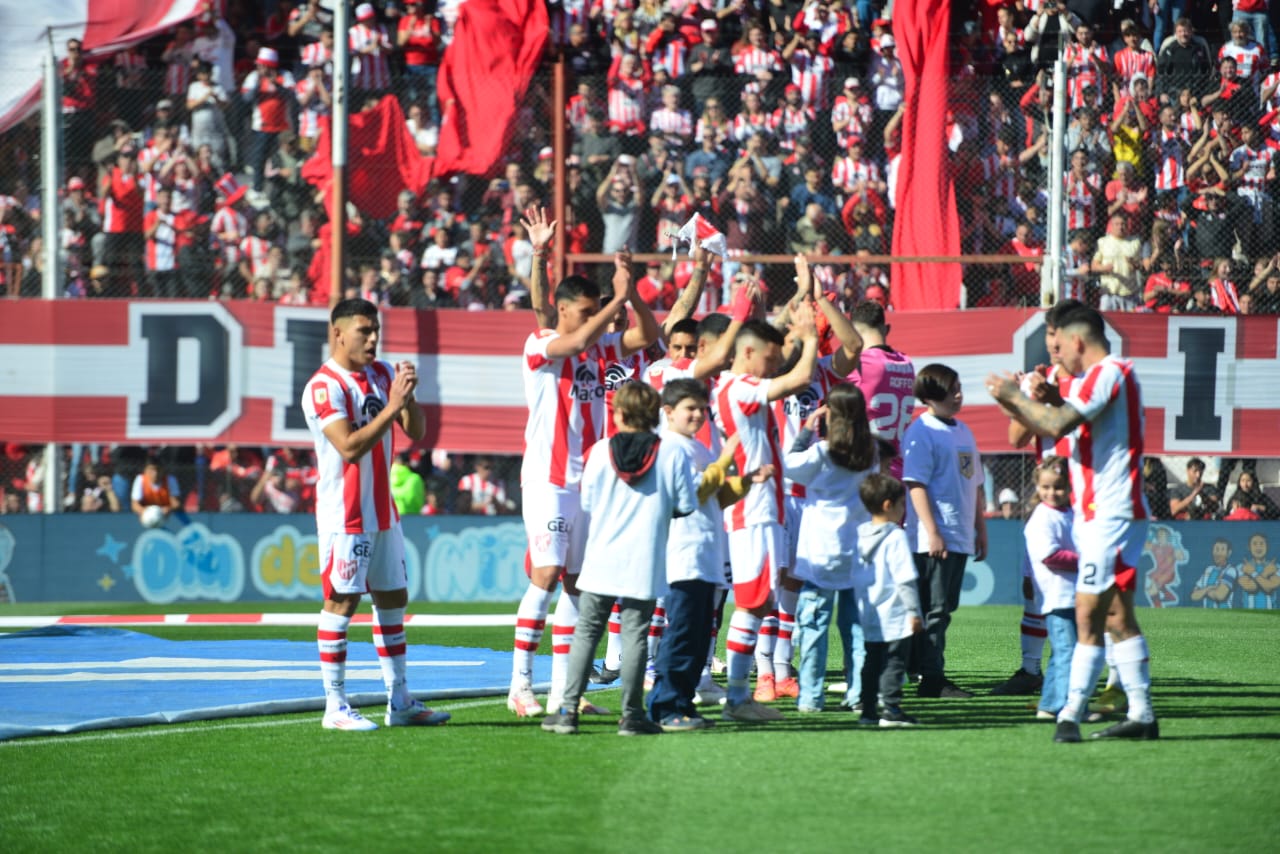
top-left (849, 345), bottom-right (915, 478)
top-left (716, 372), bottom-right (784, 531)
top-left (1064, 355), bottom-right (1149, 523)
top-left (302, 358), bottom-right (400, 536)
top-left (521, 329), bottom-right (624, 489)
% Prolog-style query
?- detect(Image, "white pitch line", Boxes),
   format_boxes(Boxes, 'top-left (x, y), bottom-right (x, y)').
top-left (0, 696), bottom-right (511, 749)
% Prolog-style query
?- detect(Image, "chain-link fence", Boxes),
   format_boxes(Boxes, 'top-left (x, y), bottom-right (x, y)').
top-left (3, 2), bottom-right (1280, 517)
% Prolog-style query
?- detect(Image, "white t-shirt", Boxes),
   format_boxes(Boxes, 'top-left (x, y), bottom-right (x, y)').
top-left (784, 439), bottom-right (876, 590)
top-left (1063, 354), bottom-right (1149, 522)
top-left (1023, 501), bottom-right (1077, 613)
top-left (902, 411), bottom-right (982, 554)
top-left (664, 431), bottom-right (729, 586)
top-left (853, 522), bottom-right (919, 643)
top-left (578, 436), bottom-right (698, 601)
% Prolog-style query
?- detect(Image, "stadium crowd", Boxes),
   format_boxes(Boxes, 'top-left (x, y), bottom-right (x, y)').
top-left (0, 0), bottom-right (1278, 313)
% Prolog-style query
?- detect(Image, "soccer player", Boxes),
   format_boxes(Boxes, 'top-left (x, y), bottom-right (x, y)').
top-left (508, 207), bottom-right (658, 717)
top-left (846, 300), bottom-right (915, 478)
top-left (715, 303), bottom-right (821, 721)
top-left (988, 303), bottom-right (1159, 741)
top-left (302, 298), bottom-right (449, 730)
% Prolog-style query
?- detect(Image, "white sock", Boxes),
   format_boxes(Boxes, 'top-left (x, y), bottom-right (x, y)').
top-left (726, 610), bottom-right (761, 704)
top-left (1020, 610), bottom-right (1046, 675)
top-left (550, 591), bottom-right (579, 700)
top-left (513, 584), bottom-right (554, 685)
top-left (707, 590), bottom-right (727, 669)
top-left (372, 605), bottom-right (412, 709)
top-left (1058, 643), bottom-right (1106, 723)
top-left (755, 611), bottom-right (778, 677)
top-left (1112, 635), bottom-right (1154, 723)
top-left (647, 600), bottom-right (667, 667)
top-left (1103, 633), bottom-right (1124, 690)
top-left (317, 610), bottom-right (351, 711)
top-left (604, 600), bottom-right (623, 670)
top-left (775, 589), bottom-right (798, 680)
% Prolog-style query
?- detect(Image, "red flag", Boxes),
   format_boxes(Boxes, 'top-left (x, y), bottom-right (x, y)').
top-left (890, 0), bottom-right (963, 310)
top-left (301, 95), bottom-right (435, 219)
top-left (434, 0), bottom-right (549, 176)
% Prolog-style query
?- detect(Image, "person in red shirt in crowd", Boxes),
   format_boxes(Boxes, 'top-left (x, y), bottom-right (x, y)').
top-left (1206, 256), bottom-right (1243, 314)
top-left (398, 0), bottom-right (442, 121)
top-left (1105, 161), bottom-right (1152, 238)
top-left (1144, 253), bottom-right (1193, 313)
top-left (1001, 219), bottom-right (1045, 305)
top-left (61, 38), bottom-right (98, 168)
top-left (99, 145), bottom-right (144, 297)
top-left (240, 47), bottom-right (295, 198)
top-left (636, 260), bottom-right (677, 309)
top-left (143, 186), bottom-right (189, 298)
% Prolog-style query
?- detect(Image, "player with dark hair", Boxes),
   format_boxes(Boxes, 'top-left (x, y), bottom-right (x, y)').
top-left (302, 297), bottom-right (449, 730)
top-left (989, 303), bottom-right (1158, 741)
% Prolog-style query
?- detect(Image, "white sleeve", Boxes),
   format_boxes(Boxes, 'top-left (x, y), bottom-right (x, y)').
top-left (783, 442), bottom-right (825, 487)
top-left (900, 421), bottom-right (933, 485)
top-left (883, 528), bottom-right (919, 585)
top-left (130, 476), bottom-right (144, 503)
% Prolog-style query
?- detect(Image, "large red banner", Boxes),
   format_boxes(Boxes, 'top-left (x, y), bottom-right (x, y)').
top-left (0, 303), bottom-right (1274, 456)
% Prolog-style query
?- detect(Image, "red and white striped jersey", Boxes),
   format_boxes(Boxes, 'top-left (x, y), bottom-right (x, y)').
top-left (301, 40), bottom-right (332, 71)
top-left (789, 49), bottom-right (834, 110)
top-left (981, 153), bottom-right (1020, 202)
top-left (303, 358), bottom-right (401, 535)
top-left (1220, 40), bottom-right (1267, 87)
top-left (1064, 355), bottom-right (1148, 522)
top-left (715, 371), bottom-right (784, 530)
top-left (1064, 171), bottom-right (1101, 231)
top-left (144, 209), bottom-right (177, 272)
top-left (848, 345), bottom-right (915, 479)
top-left (608, 75), bottom-right (648, 135)
top-left (772, 104), bottom-right (815, 151)
top-left (772, 355), bottom-right (841, 498)
top-left (239, 235), bottom-right (275, 279)
top-left (649, 107), bottom-right (694, 144)
top-left (349, 23), bottom-right (392, 91)
top-left (1178, 109), bottom-right (1200, 141)
top-left (210, 206), bottom-right (247, 263)
top-left (241, 71), bottom-right (296, 133)
top-left (457, 473), bottom-right (508, 515)
top-left (163, 42), bottom-right (195, 96)
top-left (1064, 42), bottom-right (1108, 83)
top-left (651, 39), bottom-right (688, 78)
top-left (1208, 278), bottom-right (1242, 314)
top-left (734, 46), bottom-right (783, 78)
top-left (645, 356), bottom-right (724, 455)
top-left (731, 111), bottom-right (773, 145)
top-left (296, 77), bottom-right (329, 139)
top-left (1229, 144), bottom-right (1275, 194)
top-left (830, 94), bottom-right (871, 149)
top-left (602, 349), bottom-right (649, 438)
top-left (1019, 366), bottom-right (1076, 460)
top-left (1152, 128), bottom-right (1188, 190)
top-left (1112, 46), bottom-right (1155, 89)
top-left (1263, 70), bottom-right (1280, 110)
top-left (831, 155), bottom-right (880, 194)
top-left (520, 329), bottom-right (625, 489)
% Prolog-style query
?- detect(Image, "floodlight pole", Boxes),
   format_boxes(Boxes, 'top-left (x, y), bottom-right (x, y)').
top-left (1043, 33), bottom-right (1068, 307)
top-left (42, 31), bottom-right (63, 514)
top-left (330, 0), bottom-right (349, 310)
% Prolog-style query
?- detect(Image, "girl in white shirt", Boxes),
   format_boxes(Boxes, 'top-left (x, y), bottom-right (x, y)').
top-left (1024, 456), bottom-right (1078, 718)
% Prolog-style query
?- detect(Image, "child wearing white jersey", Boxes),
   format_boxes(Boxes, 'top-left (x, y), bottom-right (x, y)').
top-left (1023, 456), bottom-right (1078, 719)
top-left (542, 382), bottom-right (697, 736)
top-left (784, 383), bottom-right (879, 713)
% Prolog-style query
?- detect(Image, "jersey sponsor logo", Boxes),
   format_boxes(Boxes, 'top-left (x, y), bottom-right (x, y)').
top-left (783, 386), bottom-right (822, 419)
top-left (358, 394), bottom-right (384, 428)
top-left (603, 361), bottom-right (636, 391)
top-left (571, 362), bottom-right (605, 402)
top-left (545, 516), bottom-right (570, 533)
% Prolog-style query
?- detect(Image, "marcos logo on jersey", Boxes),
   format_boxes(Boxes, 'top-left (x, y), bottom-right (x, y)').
top-left (571, 362), bottom-right (605, 402)
top-left (784, 386), bottom-right (822, 419)
top-left (358, 395), bottom-right (384, 427)
top-left (958, 451), bottom-right (975, 480)
top-left (604, 361), bottom-right (637, 391)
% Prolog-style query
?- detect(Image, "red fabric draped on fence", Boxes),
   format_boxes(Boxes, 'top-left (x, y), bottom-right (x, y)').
top-left (890, 0), bottom-right (963, 310)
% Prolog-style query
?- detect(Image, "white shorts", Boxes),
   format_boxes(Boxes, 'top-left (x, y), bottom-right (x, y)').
top-left (782, 494), bottom-right (805, 570)
top-left (522, 483), bottom-right (587, 575)
top-left (727, 522), bottom-right (784, 610)
top-left (1073, 517), bottom-right (1147, 596)
top-left (320, 528), bottom-right (407, 598)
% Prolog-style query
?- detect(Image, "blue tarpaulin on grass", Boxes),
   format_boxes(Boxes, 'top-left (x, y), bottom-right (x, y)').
top-left (0, 627), bottom-right (556, 741)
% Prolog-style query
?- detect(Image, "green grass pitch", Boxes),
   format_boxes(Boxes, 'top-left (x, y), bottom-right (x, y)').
top-left (1, 605), bottom-right (1276, 852)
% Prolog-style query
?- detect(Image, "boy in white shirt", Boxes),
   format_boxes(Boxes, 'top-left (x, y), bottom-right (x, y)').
top-left (901, 363), bottom-right (987, 699)
top-left (542, 382), bottom-right (698, 736)
top-left (854, 473), bottom-right (924, 726)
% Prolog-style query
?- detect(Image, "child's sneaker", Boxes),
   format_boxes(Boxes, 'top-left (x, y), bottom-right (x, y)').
top-left (507, 681), bottom-right (544, 717)
top-left (322, 704), bottom-right (378, 731)
top-left (541, 709), bottom-right (579, 735)
top-left (879, 706), bottom-right (918, 727)
top-left (723, 698), bottom-right (784, 722)
top-left (774, 676), bottom-right (800, 698)
top-left (618, 716), bottom-right (663, 735)
top-left (753, 674), bottom-right (776, 702)
top-left (385, 700), bottom-right (451, 727)
top-left (694, 679), bottom-right (727, 706)
top-left (644, 663), bottom-right (657, 691)
top-left (578, 697), bottom-right (611, 716)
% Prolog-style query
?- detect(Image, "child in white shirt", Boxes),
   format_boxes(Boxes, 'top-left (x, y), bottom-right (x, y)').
top-left (784, 382), bottom-right (880, 713)
top-left (543, 382), bottom-right (697, 736)
top-left (854, 473), bottom-right (924, 726)
top-left (1023, 456), bottom-right (1078, 718)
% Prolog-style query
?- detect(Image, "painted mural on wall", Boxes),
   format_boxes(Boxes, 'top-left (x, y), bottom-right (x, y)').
top-left (0, 516), bottom-right (1276, 608)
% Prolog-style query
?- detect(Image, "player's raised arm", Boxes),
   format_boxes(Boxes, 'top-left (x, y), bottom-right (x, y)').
top-left (691, 282), bottom-right (756, 380)
top-left (767, 299), bottom-right (819, 401)
top-left (617, 248), bottom-right (660, 356)
top-left (321, 367), bottom-right (415, 463)
top-left (521, 206), bottom-right (557, 330)
top-left (987, 372), bottom-right (1084, 439)
top-left (802, 254), bottom-right (862, 375)
top-left (662, 244), bottom-right (711, 340)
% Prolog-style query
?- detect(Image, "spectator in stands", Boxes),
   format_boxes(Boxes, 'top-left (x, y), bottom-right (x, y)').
top-left (1105, 161), bottom-right (1152, 237)
top-left (144, 186), bottom-right (183, 298)
top-left (689, 19), bottom-right (735, 114)
top-left (792, 201), bottom-right (849, 254)
top-left (130, 458), bottom-right (186, 526)
top-left (1186, 187), bottom-right (1243, 266)
top-left (684, 126), bottom-right (731, 185)
top-left (349, 3), bottom-right (393, 100)
top-left (1144, 457), bottom-right (1172, 519)
top-left (574, 110), bottom-right (620, 189)
top-left (99, 145), bottom-right (144, 297)
top-left (187, 61), bottom-right (231, 171)
top-left (251, 466), bottom-right (302, 513)
top-left (240, 48), bottom-right (295, 201)
top-left (1157, 18), bottom-right (1214, 100)
top-left (1169, 457), bottom-right (1222, 519)
top-left (1206, 257), bottom-right (1243, 314)
top-left (1249, 255), bottom-right (1280, 313)
top-left (597, 159), bottom-right (641, 252)
top-left (458, 456), bottom-right (514, 515)
top-left (1229, 470), bottom-right (1280, 519)
top-left (398, 0), bottom-right (442, 121)
top-left (1093, 212), bottom-right (1143, 310)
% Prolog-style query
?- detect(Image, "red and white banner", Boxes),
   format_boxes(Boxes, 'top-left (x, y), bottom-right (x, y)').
top-left (0, 303), bottom-right (1276, 456)
top-left (0, 0), bottom-right (204, 134)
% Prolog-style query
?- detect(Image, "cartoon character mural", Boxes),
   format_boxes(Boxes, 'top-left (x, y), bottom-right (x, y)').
top-left (1143, 524), bottom-right (1188, 607)
top-left (0, 524), bottom-right (15, 603)
top-left (1236, 532), bottom-right (1278, 609)
top-left (1190, 538), bottom-right (1236, 608)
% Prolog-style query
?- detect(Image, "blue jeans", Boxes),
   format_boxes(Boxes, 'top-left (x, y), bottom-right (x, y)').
top-left (1038, 607), bottom-right (1077, 714)
top-left (835, 588), bottom-right (863, 704)
top-left (647, 579), bottom-right (715, 723)
top-left (403, 64), bottom-right (439, 124)
top-left (1154, 0), bottom-right (1187, 53)
top-left (797, 583), bottom-right (835, 709)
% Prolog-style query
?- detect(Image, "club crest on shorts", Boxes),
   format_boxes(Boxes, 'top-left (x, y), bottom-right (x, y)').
top-left (958, 451), bottom-right (975, 480)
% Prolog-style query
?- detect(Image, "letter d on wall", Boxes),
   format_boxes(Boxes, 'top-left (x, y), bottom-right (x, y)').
top-left (128, 303), bottom-right (243, 439)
